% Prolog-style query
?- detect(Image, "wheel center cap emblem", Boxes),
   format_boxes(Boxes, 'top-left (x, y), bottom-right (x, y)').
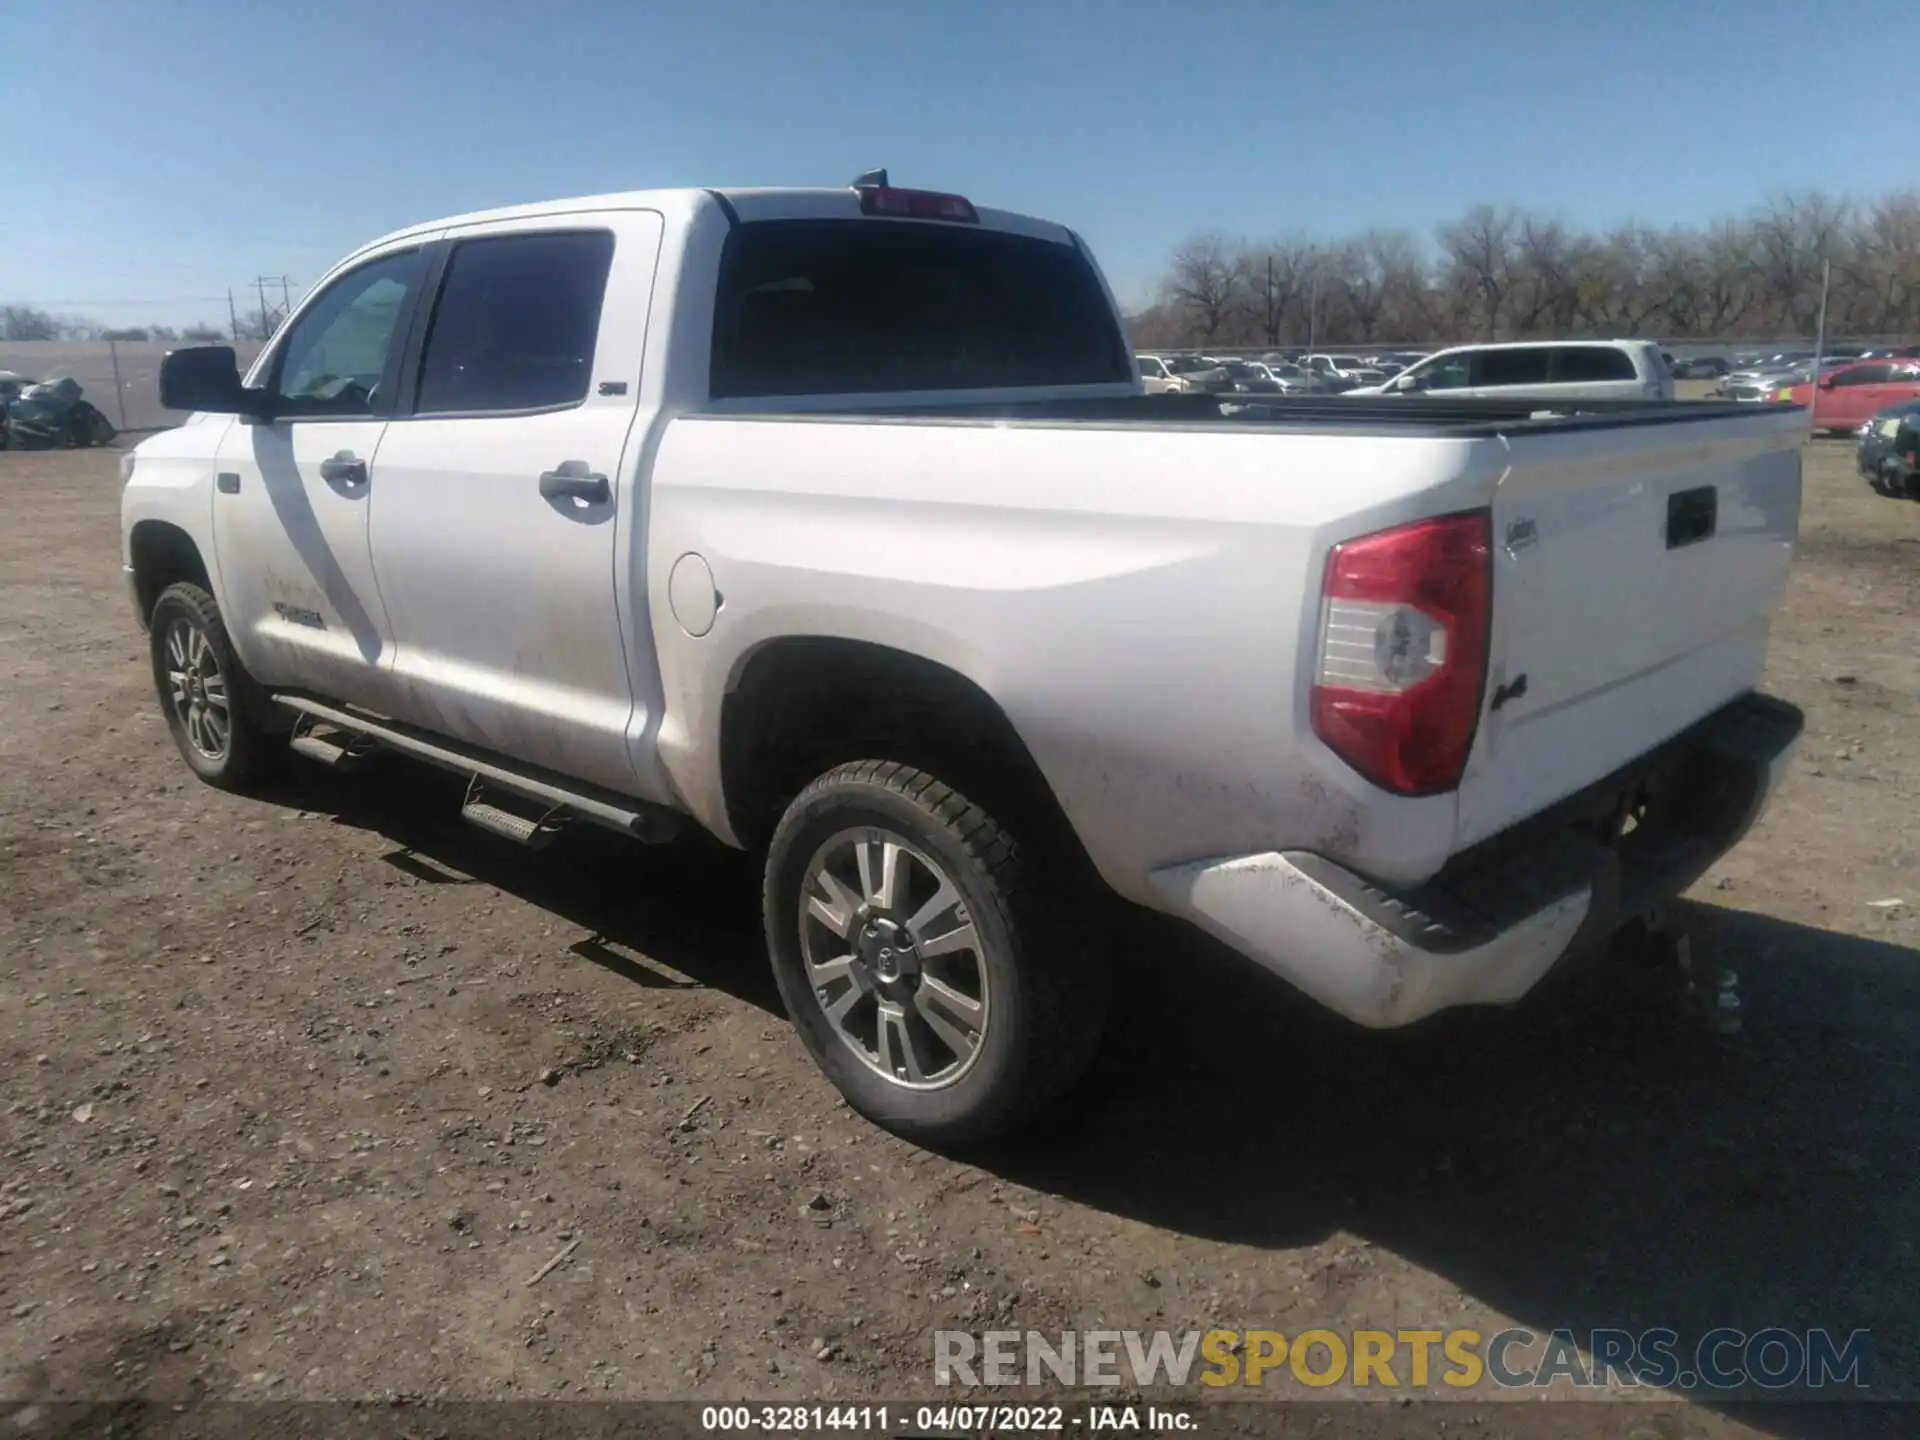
top-left (862, 920), bottom-right (908, 981)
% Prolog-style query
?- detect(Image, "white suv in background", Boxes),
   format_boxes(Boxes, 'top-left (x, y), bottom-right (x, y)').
top-left (1349, 340), bottom-right (1675, 401)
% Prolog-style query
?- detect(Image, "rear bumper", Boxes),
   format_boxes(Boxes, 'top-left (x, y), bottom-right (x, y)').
top-left (1147, 693), bottom-right (1804, 1028)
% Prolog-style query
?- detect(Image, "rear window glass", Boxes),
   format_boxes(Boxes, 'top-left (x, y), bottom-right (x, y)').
top-left (709, 219), bottom-right (1130, 398)
top-left (416, 230), bottom-right (614, 414)
top-left (1470, 348), bottom-right (1552, 386)
top-left (1549, 346), bottom-right (1637, 383)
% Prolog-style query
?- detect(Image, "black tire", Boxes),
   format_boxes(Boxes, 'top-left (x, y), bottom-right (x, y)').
top-left (763, 760), bottom-right (1109, 1147)
top-left (148, 582), bottom-right (278, 791)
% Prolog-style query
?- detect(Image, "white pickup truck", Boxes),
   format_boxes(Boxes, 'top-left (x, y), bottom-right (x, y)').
top-left (122, 179), bottom-right (1806, 1144)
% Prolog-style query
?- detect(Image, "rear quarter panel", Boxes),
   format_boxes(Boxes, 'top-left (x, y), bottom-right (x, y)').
top-left (645, 415), bottom-right (1505, 899)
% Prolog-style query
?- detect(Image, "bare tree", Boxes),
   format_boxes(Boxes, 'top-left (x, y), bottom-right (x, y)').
top-left (1142, 184), bottom-right (1920, 350)
top-left (1837, 191), bottom-right (1920, 335)
top-left (1164, 234), bottom-right (1243, 343)
top-left (1331, 231), bottom-right (1409, 343)
top-left (1510, 217), bottom-right (1580, 336)
top-left (181, 323), bottom-right (227, 344)
top-left (1697, 221), bottom-right (1757, 337)
top-left (1437, 204), bottom-right (1521, 340)
top-left (0, 305), bottom-right (59, 341)
top-left (1751, 191), bottom-right (1851, 334)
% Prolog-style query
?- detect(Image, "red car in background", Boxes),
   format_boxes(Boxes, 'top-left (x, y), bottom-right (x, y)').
top-left (1780, 359), bottom-right (1920, 434)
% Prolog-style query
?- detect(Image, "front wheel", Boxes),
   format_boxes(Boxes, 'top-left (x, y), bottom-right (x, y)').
top-left (763, 760), bottom-right (1108, 1146)
top-left (148, 582), bottom-right (278, 791)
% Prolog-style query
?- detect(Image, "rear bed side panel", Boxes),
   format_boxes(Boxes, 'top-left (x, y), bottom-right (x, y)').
top-left (1458, 410), bottom-right (1802, 846)
top-left (646, 417), bottom-right (1504, 901)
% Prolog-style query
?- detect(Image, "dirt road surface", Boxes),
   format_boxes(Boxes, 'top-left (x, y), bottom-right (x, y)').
top-left (2, 439), bottom-right (1915, 1438)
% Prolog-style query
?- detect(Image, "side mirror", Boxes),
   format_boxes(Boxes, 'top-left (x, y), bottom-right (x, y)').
top-left (1818, 376), bottom-right (1836, 390)
top-left (159, 346), bottom-right (267, 417)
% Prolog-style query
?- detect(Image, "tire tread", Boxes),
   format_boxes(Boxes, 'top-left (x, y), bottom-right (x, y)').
top-left (774, 759), bottom-right (1108, 1144)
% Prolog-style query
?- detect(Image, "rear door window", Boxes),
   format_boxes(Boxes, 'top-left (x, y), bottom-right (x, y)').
top-left (1834, 363), bottom-right (1893, 386)
top-left (414, 230), bottom-right (615, 415)
top-left (710, 220), bottom-right (1131, 398)
top-left (1470, 348), bottom-right (1553, 387)
top-left (1549, 346), bottom-right (1637, 383)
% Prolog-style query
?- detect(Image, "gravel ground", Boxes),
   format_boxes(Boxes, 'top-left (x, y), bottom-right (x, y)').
top-left (1, 438), bottom-right (1916, 1439)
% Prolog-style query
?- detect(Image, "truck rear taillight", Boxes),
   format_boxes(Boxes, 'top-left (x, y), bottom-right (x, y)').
top-left (856, 186), bottom-right (980, 224)
top-left (1309, 510), bottom-right (1492, 796)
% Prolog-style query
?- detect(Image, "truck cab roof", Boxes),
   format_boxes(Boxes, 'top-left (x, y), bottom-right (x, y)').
top-left (347, 185), bottom-right (1076, 269)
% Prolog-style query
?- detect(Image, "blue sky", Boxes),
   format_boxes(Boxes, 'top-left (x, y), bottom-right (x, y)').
top-left (2, 0), bottom-right (1898, 328)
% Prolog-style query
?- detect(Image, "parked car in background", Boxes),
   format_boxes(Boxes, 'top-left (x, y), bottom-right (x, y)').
top-left (1305, 353), bottom-right (1370, 382)
top-left (1723, 364), bottom-right (1816, 402)
top-left (1776, 359), bottom-right (1920, 435)
top-left (1347, 340), bottom-right (1674, 401)
top-left (1251, 360), bottom-right (1330, 393)
top-left (1856, 399), bottom-right (1920, 497)
top-left (1716, 354), bottom-right (1815, 396)
top-left (1136, 353), bottom-right (1230, 395)
top-left (1135, 354), bottom-right (1183, 393)
top-left (1671, 355), bottom-right (1730, 380)
top-left (1212, 360), bottom-right (1283, 394)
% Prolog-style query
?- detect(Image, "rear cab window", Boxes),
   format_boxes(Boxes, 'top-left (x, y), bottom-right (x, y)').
top-left (709, 220), bottom-right (1131, 399)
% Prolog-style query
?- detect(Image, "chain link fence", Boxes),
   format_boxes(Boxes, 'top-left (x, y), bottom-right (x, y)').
top-left (0, 340), bottom-right (266, 436)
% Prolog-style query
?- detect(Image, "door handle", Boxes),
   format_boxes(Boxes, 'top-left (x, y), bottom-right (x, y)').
top-left (318, 453), bottom-right (368, 487)
top-left (539, 463), bottom-right (610, 505)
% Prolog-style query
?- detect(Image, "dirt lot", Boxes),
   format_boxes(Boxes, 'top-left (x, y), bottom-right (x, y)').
top-left (1, 438), bottom-right (1916, 1437)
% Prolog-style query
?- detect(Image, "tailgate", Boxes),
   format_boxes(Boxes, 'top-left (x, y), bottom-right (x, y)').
top-left (1455, 408), bottom-right (1803, 848)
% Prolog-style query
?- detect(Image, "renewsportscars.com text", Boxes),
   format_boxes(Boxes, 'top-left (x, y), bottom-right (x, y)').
top-left (933, 1327), bottom-right (1871, 1393)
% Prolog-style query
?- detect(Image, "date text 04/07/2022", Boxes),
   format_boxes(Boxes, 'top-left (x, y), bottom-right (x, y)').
top-left (698, 1403), bottom-right (1199, 1432)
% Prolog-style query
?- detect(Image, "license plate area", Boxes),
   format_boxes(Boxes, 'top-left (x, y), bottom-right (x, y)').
top-left (1666, 485), bottom-right (1717, 549)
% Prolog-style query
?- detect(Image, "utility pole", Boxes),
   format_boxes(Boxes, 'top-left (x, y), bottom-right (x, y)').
top-left (227, 287), bottom-right (240, 343)
top-left (254, 275), bottom-right (272, 341)
top-left (278, 276), bottom-right (292, 320)
top-left (107, 340), bottom-right (129, 431)
top-left (1808, 257), bottom-right (1832, 441)
top-left (1266, 255), bottom-right (1276, 348)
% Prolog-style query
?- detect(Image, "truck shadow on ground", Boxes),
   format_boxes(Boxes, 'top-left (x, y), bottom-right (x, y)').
top-left (269, 757), bottom-right (784, 1016)
top-left (273, 759), bottom-right (1913, 1438)
top-left (1006, 903), bottom-right (1919, 1438)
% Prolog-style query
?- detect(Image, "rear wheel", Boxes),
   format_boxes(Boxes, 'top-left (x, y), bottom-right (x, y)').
top-left (763, 760), bottom-right (1108, 1146)
top-left (148, 582), bottom-right (278, 792)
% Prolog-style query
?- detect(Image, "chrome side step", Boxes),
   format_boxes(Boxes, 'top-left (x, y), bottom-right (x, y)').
top-left (270, 693), bottom-right (680, 843)
top-left (460, 776), bottom-right (567, 850)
